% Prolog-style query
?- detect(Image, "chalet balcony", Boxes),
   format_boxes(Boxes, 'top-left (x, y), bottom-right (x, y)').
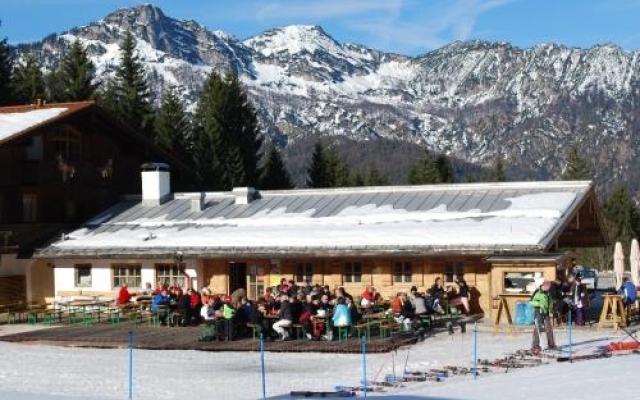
top-left (20, 161), bottom-right (60, 186)
top-left (0, 223), bottom-right (73, 257)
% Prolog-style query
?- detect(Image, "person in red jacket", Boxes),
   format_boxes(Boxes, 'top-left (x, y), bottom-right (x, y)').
top-left (116, 283), bottom-right (132, 305)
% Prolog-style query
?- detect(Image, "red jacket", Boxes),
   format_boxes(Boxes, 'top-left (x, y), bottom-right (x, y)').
top-left (117, 287), bottom-right (131, 304)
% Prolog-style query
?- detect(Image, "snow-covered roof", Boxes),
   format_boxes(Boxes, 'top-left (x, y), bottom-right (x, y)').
top-left (37, 181), bottom-right (603, 259)
top-left (0, 102), bottom-right (95, 145)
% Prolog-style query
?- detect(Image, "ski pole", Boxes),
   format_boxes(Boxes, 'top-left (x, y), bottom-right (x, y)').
top-left (260, 333), bottom-right (266, 400)
top-left (362, 335), bottom-right (367, 398)
top-left (568, 311), bottom-right (572, 363)
top-left (128, 331), bottom-right (133, 400)
top-left (620, 327), bottom-right (640, 345)
top-left (473, 321), bottom-right (478, 379)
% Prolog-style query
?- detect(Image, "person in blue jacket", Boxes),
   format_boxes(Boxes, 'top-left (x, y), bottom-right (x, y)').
top-left (330, 297), bottom-right (352, 340)
top-left (618, 277), bottom-right (637, 306)
top-left (151, 289), bottom-right (172, 325)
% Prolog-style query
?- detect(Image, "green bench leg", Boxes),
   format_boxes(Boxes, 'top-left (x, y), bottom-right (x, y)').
top-left (27, 313), bottom-right (37, 326)
top-left (110, 313), bottom-right (120, 325)
top-left (82, 313), bottom-right (95, 328)
top-left (337, 326), bottom-right (349, 341)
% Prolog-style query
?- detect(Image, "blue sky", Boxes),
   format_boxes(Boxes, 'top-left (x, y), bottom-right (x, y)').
top-left (1, 0), bottom-right (640, 55)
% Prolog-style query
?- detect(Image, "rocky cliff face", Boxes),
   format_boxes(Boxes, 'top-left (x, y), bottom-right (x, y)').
top-left (21, 4), bottom-right (640, 192)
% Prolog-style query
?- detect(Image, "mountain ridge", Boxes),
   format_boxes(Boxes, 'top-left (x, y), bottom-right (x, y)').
top-left (15, 3), bottom-right (640, 193)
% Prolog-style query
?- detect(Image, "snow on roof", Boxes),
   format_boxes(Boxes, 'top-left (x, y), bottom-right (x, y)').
top-left (0, 108), bottom-right (68, 143)
top-left (39, 181), bottom-right (595, 258)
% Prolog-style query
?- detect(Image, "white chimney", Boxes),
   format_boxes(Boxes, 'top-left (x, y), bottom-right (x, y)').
top-left (232, 187), bottom-right (256, 205)
top-left (141, 162), bottom-right (172, 205)
top-left (191, 192), bottom-right (206, 212)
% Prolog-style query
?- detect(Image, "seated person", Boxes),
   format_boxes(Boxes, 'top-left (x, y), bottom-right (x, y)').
top-left (360, 286), bottom-right (377, 311)
top-left (174, 292), bottom-right (192, 327)
top-left (330, 297), bottom-right (352, 340)
top-left (116, 283), bottom-right (132, 306)
top-left (187, 288), bottom-right (202, 326)
top-left (151, 289), bottom-right (172, 325)
top-left (248, 301), bottom-right (276, 340)
top-left (429, 277), bottom-right (445, 303)
top-left (272, 295), bottom-right (293, 341)
top-left (318, 294), bottom-right (334, 313)
top-left (215, 295), bottom-right (237, 341)
top-left (412, 291), bottom-right (429, 315)
top-left (200, 298), bottom-right (218, 322)
top-left (345, 296), bottom-right (361, 325)
top-left (394, 292), bottom-right (416, 331)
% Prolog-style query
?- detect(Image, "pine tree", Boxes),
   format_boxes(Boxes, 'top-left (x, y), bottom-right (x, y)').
top-left (493, 156), bottom-right (507, 182)
top-left (192, 70), bottom-right (262, 190)
top-left (259, 145), bottom-right (293, 190)
top-left (306, 141), bottom-right (332, 188)
top-left (12, 53), bottom-right (45, 104)
top-left (53, 39), bottom-right (100, 101)
top-left (407, 151), bottom-right (440, 184)
top-left (221, 71), bottom-right (262, 186)
top-left (435, 154), bottom-right (454, 183)
top-left (365, 165), bottom-right (389, 186)
top-left (562, 145), bottom-right (593, 180)
top-left (602, 185), bottom-right (640, 245)
top-left (193, 72), bottom-right (228, 190)
top-left (325, 148), bottom-right (351, 187)
top-left (154, 85), bottom-right (192, 158)
top-left (0, 36), bottom-right (15, 105)
top-left (350, 171), bottom-right (365, 187)
top-left (100, 32), bottom-right (154, 138)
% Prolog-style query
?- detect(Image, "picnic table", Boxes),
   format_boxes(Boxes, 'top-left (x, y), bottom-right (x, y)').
top-left (598, 294), bottom-right (626, 330)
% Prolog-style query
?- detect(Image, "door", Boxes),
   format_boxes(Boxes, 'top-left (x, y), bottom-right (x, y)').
top-left (229, 262), bottom-right (247, 293)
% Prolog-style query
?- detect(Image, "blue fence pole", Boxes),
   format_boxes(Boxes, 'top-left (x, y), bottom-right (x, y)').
top-left (361, 335), bottom-right (367, 398)
top-left (568, 311), bottom-right (572, 363)
top-left (473, 322), bottom-right (478, 379)
top-left (260, 333), bottom-right (266, 400)
top-left (128, 331), bottom-right (133, 400)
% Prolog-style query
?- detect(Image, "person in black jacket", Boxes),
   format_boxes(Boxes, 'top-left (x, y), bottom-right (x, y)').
top-left (454, 275), bottom-right (470, 314)
top-left (174, 293), bottom-right (192, 327)
top-left (248, 301), bottom-right (276, 340)
top-left (272, 295), bottom-right (293, 340)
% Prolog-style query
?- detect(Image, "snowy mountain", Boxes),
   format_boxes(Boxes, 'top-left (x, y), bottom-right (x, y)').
top-left (19, 4), bottom-right (640, 193)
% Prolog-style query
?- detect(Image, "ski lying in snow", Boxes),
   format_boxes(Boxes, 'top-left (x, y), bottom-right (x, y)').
top-left (556, 353), bottom-right (612, 362)
top-left (290, 390), bottom-right (356, 397)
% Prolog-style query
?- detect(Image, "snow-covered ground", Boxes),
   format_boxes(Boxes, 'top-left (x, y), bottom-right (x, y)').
top-left (0, 323), bottom-right (636, 400)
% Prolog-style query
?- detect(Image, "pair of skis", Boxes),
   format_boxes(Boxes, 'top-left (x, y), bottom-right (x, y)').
top-left (290, 390), bottom-right (355, 397)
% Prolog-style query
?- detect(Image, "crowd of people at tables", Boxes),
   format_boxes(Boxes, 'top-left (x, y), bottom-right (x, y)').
top-left (115, 276), bottom-right (473, 341)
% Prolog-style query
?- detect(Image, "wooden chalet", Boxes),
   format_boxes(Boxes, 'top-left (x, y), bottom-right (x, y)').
top-left (0, 102), bottom-right (192, 303)
top-left (36, 165), bottom-right (608, 317)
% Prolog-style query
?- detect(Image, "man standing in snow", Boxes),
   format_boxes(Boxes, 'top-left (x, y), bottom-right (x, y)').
top-left (530, 280), bottom-right (557, 354)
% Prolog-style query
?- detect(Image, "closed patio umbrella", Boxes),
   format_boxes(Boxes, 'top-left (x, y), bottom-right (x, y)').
top-left (614, 241), bottom-right (625, 290)
top-left (630, 239), bottom-right (640, 287)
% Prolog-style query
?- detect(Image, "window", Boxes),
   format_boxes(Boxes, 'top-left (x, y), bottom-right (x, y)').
top-left (249, 264), bottom-right (265, 300)
top-left (52, 127), bottom-right (82, 162)
top-left (444, 261), bottom-right (464, 283)
top-left (393, 261), bottom-right (413, 284)
top-left (156, 263), bottom-right (186, 288)
top-left (74, 264), bottom-right (92, 287)
top-left (112, 264), bottom-right (142, 288)
top-left (344, 261), bottom-right (362, 283)
top-left (295, 262), bottom-right (314, 284)
top-left (25, 135), bottom-right (43, 161)
top-left (22, 193), bottom-right (38, 222)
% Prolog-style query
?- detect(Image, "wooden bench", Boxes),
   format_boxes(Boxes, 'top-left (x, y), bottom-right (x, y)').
top-left (378, 321), bottom-right (401, 337)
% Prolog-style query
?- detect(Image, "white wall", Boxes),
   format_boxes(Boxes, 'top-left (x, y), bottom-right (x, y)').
top-left (53, 258), bottom-right (203, 295)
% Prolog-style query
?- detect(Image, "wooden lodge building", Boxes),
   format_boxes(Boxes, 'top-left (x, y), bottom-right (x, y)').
top-left (36, 165), bottom-right (608, 317)
top-left (0, 102), bottom-right (192, 304)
